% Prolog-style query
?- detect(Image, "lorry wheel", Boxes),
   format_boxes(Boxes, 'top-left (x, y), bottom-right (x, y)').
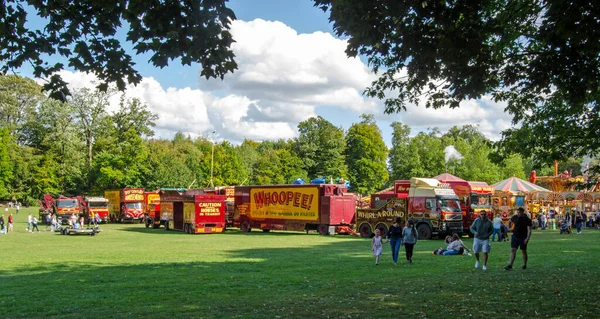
top-left (417, 224), bottom-right (432, 240)
top-left (145, 219), bottom-right (150, 228)
top-left (240, 221), bottom-right (251, 232)
top-left (359, 223), bottom-right (372, 238)
top-left (262, 229), bottom-right (271, 233)
top-left (318, 224), bottom-right (330, 236)
top-left (375, 224), bottom-right (388, 238)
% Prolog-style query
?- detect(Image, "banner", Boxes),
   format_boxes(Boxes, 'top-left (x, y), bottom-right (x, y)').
top-left (249, 187), bottom-right (320, 221)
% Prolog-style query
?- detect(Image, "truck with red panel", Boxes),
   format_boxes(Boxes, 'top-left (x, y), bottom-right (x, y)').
top-left (104, 188), bottom-right (145, 222)
top-left (359, 178), bottom-right (462, 239)
top-left (233, 184), bottom-right (355, 235)
top-left (53, 195), bottom-right (82, 225)
top-left (143, 190), bottom-right (161, 228)
top-left (159, 189), bottom-right (226, 234)
top-left (436, 180), bottom-right (494, 233)
top-left (205, 186), bottom-right (236, 228)
top-left (78, 196), bottom-right (110, 223)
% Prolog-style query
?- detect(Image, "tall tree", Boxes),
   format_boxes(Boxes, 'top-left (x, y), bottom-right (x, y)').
top-left (0, 128), bottom-right (13, 198)
top-left (315, 0), bottom-right (600, 172)
top-left (1, 0), bottom-right (238, 99)
top-left (235, 139), bottom-right (260, 185)
top-left (70, 88), bottom-right (112, 169)
top-left (0, 74), bottom-right (43, 143)
top-left (294, 116), bottom-right (348, 180)
top-left (441, 125), bottom-right (501, 183)
top-left (345, 114), bottom-right (388, 194)
top-left (32, 99), bottom-right (86, 193)
top-left (89, 98), bottom-right (156, 190)
top-left (388, 121), bottom-right (414, 181)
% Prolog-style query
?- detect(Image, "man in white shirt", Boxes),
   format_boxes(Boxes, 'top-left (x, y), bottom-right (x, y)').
top-left (492, 213), bottom-right (503, 242)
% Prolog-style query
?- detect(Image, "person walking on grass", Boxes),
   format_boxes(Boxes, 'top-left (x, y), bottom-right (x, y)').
top-left (7, 213), bottom-right (13, 232)
top-left (30, 216), bottom-right (40, 232)
top-left (492, 213), bottom-right (503, 242)
top-left (575, 211), bottom-right (584, 234)
top-left (402, 219), bottom-right (418, 264)
top-left (371, 229), bottom-right (386, 265)
top-left (505, 207), bottom-right (532, 271)
top-left (470, 210), bottom-right (493, 271)
top-left (387, 217), bottom-right (403, 265)
top-left (26, 213), bottom-right (32, 232)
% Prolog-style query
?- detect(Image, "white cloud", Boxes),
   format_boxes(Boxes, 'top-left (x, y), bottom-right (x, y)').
top-left (46, 18), bottom-right (519, 146)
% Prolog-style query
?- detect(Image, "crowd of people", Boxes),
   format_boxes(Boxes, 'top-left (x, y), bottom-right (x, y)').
top-left (1, 206), bottom-right (102, 234)
top-left (371, 207), bottom-right (537, 271)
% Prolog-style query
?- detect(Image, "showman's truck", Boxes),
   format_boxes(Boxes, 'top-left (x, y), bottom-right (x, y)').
top-left (159, 189), bottom-right (227, 234)
top-left (435, 180), bottom-right (494, 234)
top-left (104, 188), bottom-right (145, 222)
top-left (233, 184), bottom-right (356, 235)
top-left (358, 178), bottom-right (462, 239)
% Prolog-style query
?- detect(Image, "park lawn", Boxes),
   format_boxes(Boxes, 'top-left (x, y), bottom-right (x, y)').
top-left (0, 206), bottom-right (598, 318)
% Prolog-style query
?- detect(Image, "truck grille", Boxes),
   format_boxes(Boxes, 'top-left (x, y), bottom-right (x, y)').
top-left (445, 214), bottom-right (462, 221)
top-left (446, 222), bottom-right (463, 231)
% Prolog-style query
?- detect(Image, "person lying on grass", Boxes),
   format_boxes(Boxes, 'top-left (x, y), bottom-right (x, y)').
top-left (433, 233), bottom-right (472, 256)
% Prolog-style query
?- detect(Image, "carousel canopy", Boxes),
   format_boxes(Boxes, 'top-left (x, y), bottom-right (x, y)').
top-left (492, 176), bottom-right (551, 194)
top-left (432, 173), bottom-right (466, 182)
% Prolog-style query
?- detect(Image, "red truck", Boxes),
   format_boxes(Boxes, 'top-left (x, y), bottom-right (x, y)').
top-left (360, 178), bottom-right (463, 239)
top-left (159, 189), bottom-right (227, 234)
top-left (78, 196), bottom-right (110, 223)
top-left (143, 190), bottom-right (161, 228)
top-left (39, 195), bottom-right (81, 225)
top-left (233, 184), bottom-right (356, 235)
top-left (435, 180), bottom-right (494, 233)
top-left (104, 188), bottom-right (145, 222)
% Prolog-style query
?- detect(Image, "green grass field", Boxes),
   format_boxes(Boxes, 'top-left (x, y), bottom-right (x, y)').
top-left (1, 206), bottom-right (598, 318)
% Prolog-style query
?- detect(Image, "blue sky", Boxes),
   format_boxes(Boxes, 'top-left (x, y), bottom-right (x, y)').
top-left (16, 0), bottom-right (515, 146)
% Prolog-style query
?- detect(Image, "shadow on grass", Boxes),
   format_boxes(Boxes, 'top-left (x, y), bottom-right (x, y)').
top-left (1, 230), bottom-right (599, 318)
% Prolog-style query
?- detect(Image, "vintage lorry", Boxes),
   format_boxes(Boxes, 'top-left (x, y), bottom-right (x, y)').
top-left (233, 184), bottom-right (356, 235)
top-left (39, 194), bottom-right (82, 224)
top-left (159, 189), bottom-right (227, 234)
top-left (435, 179), bottom-right (494, 234)
top-left (358, 178), bottom-right (463, 239)
top-left (78, 196), bottom-right (110, 223)
top-left (143, 190), bottom-right (161, 228)
top-left (104, 188), bottom-right (145, 222)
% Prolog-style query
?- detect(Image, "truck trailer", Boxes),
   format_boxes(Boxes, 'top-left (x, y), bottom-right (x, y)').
top-left (104, 188), bottom-right (145, 222)
top-left (233, 184), bottom-right (355, 235)
top-left (159, 189), bottom-right (227, 234)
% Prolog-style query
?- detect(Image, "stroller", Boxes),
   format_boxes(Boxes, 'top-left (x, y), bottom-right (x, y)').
top-left (559, 221), bottom-right (571, 234)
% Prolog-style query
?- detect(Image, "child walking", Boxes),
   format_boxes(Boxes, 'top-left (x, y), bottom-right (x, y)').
top-left (371, 229), bottom-right (386, 265)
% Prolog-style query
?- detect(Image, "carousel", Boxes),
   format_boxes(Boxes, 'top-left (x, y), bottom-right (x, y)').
top-left (491, 176), bottom-right (550, 221)
top-left (529, 161), bottom-right (597, 216)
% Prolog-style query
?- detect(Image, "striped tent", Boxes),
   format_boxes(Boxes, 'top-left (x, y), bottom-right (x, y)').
top-left (491, 176), bottom-right (550, 194)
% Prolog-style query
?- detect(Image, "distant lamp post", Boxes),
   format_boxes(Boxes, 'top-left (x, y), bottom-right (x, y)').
top-left (209, 130), bottom-right (216, 188)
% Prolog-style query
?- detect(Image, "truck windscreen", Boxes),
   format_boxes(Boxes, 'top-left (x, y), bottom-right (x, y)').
top-left (438, 197), bottom-right (462, 213)
top-left (125, 202), bottom-right (142, 209)
top-left (88, 202), bottom-right (108, 208)
top-left (56, 200), bottom-right (77, 208)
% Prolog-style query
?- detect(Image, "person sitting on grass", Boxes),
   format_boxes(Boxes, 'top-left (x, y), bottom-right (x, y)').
top-left (433, 236), bottom-right (453, 255)
top-left (443, 233), bottom-right (472, 256)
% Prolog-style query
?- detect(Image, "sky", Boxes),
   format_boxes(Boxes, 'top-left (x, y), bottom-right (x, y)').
top-left (19, 0), bottom-right (516, 146)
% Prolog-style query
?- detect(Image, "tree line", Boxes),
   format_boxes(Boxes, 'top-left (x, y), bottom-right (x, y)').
top-left (0, 74), bottom-right (586, 205)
